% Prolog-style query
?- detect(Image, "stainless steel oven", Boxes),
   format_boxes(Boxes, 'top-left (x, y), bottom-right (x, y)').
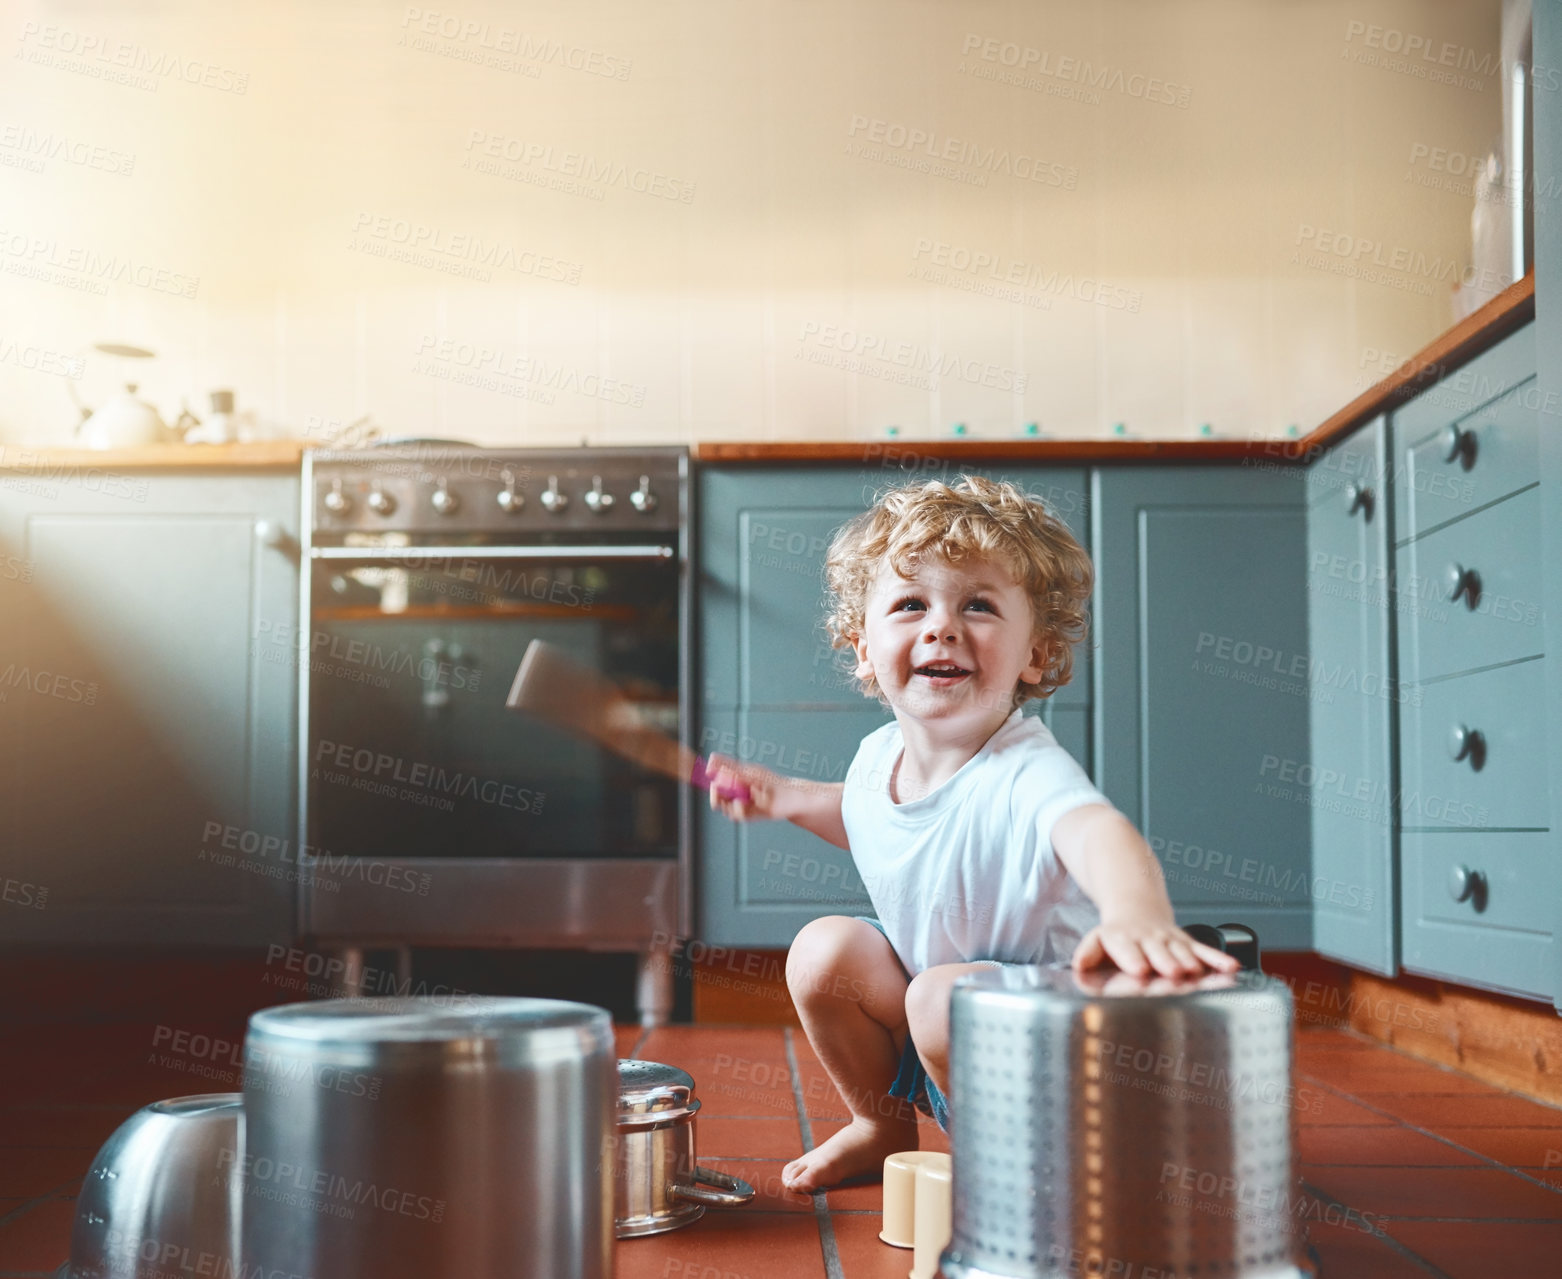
top-left (296, 444), bottom-right (688, 1023)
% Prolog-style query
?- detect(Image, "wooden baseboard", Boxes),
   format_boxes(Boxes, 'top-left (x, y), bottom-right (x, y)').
top-left (692, 948), bottom-right (1562, 1104)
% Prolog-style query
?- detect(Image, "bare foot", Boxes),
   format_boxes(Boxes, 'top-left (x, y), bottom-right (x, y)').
top-left (781, 1114), bottom-right (919, 1194)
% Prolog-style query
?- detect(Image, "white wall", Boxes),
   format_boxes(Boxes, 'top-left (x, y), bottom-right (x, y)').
top-left (0, 0), bottom-right (1507, 446)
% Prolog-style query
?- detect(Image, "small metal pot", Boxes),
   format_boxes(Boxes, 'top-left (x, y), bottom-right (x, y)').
top-left (615, 1059), bottom-right (755, 1238)
top-left (61, 1094), bottom-right (243, 1279)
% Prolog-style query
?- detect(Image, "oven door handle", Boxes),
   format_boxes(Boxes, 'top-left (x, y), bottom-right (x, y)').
top-left (309, 544), bottom-right (677, 561)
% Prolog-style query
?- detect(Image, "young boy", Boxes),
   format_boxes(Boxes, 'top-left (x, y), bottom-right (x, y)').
top-left (707, 474), bottom-right (1238, 1193)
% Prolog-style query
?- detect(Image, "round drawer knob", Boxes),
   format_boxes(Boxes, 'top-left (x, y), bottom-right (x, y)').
top-left (1447, 724), bottom-right (1486, 766)
top-left (1445, 562), bottom-right (1481, 608)
top-left (1442, 423), bottom-right (1477, 466)
top-left (1447, 864), bottom-right (1485, 903)
top-left (1345, 483), bottom-right (1374, 520)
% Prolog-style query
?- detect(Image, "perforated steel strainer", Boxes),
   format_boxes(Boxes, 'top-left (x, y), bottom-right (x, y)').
top-left (942, 966), bottom-right (1314, 1279)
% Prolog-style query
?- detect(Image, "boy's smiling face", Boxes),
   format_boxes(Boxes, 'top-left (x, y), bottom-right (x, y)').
top-left (851, 552), bottom-right (1046, 731)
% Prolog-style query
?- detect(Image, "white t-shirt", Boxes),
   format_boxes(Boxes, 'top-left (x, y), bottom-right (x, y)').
top-left (840, 706), bottom-right (1111, 974)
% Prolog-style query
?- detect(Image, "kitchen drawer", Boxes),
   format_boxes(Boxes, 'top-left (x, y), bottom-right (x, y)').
top-left (1391, 320), bottom-right (1535, 469)
top-left (1401, 831), bottom-right (1556, 1000)
top-left (1400, 657), bottom-right (1550, 831)
top-left (1395, 376), bottom-right (1540, 544)
top-left (1398, 486), bottom-right (1544, 683)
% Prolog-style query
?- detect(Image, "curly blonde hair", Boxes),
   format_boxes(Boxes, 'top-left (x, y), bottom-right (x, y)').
top-left (824, 474), bottom-right (1093, 707)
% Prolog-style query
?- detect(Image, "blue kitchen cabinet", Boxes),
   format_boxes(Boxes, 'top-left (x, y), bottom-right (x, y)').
top-left (1540, 0), bottom-right (1562, 1013)
top-left (1391, 321), bottom-right (1553, 1002)
top-left (0, 469), bottom-right (299, 947)
top-left (697, 464), bottom-right (1091, 947)
top-left (1304, 417), bottom-right (1396, 975)
top-left (1092, 466), bottom-right (1312, 948)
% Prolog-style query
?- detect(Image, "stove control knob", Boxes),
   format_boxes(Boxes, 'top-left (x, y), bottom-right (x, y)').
top-left (583, 475), bottom-right (615, 515)
top-left (540, 475), bottom-right (568, 514)
top-left (322, 479), bottom-right (353, 515)
top-left (367, 487), bottom-right (397, 517)
top-left (431, 479), bottom-right (459, 516)
top-left (629, 475), bottom-right (658, 514)
top-left (496, 469), bottom-right (524, 514)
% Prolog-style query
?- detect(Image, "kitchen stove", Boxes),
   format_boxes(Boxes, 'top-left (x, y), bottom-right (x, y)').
top-left (297, 444), bottom-right (689, 1024)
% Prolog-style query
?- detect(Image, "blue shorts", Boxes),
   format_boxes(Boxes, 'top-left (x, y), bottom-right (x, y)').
top-left (856, 916), bottom-right (950, 1132)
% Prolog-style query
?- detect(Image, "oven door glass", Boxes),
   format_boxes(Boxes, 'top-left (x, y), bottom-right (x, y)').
top-left (306, 546), bottom-right (679, 859)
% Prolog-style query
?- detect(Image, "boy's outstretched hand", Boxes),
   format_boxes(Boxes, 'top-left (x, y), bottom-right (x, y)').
top-left (705, 753), bottom-right (785, 822)
top-left (1072, 913), bottom-right (1241, 978)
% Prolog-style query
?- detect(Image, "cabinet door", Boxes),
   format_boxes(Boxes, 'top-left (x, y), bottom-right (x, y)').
top-left (697, 463), bottom-right (1090, 947)
top-left (1305, 418), bottom-right (1396, 975)
top-left (0, 471), bottom-right (299, 946)
top-left (1093, 466), bottom-right (1311, 948)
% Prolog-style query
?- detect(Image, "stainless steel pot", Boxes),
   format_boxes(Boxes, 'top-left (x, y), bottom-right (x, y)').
top-left (241, 996), bottom-right (616, 1279)
top-left (943, 966), bottom-right (1313, 1279)
top-left (615, 1059), bottom-right (755, 1237)
top-left (61, 1094), bottom-right (243, 1279)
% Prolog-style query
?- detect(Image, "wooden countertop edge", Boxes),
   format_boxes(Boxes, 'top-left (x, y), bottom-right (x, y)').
top-left (0, 440), bottom-right (310, 470)
top-left (692, 272), bottom-right (1537, 465)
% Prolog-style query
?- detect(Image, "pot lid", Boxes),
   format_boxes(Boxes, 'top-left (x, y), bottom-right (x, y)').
top-left (618, 1058), bottom-right (698, 1118)
top-left (245, 997), bottom-right (612, 1069)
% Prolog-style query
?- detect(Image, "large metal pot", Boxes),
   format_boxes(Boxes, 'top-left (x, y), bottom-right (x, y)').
top-left (240, 996), bottom-right (616, 1279)
top-left (943, 966), bottom-right (1313, 1279)
top-left (615, 1059), bottom-right (755, 1237)
top-left (60, 1094), bottom-right (243, 1279)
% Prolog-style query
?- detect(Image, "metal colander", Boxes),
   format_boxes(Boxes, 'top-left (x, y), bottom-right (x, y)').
top-left (942, 966), bottom-right (1314, 1279)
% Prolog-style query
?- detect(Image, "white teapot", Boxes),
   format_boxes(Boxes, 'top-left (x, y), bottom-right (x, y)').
top-left (73, 342), bottom-right (172, 448)
top-left (76, 381), bottom-right (172, 448)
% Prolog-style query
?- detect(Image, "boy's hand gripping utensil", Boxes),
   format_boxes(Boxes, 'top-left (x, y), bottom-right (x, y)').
top-left (506, 639), bottom-right (752, 803)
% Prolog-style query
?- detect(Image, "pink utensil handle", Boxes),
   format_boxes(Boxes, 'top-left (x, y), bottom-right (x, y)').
top-left (690, 755), bottom-right (753, 803)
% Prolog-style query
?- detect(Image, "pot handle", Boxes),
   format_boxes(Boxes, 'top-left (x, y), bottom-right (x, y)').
top-left (672, 1167), bottom-right (756, 1208)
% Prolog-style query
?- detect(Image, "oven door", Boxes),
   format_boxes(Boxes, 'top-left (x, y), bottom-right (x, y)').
top-left (303, 542), bottom-right (682, 864)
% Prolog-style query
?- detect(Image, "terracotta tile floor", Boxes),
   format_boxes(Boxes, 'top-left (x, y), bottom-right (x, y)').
top-left (4, 1009), bottom-right (1561, 1276)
